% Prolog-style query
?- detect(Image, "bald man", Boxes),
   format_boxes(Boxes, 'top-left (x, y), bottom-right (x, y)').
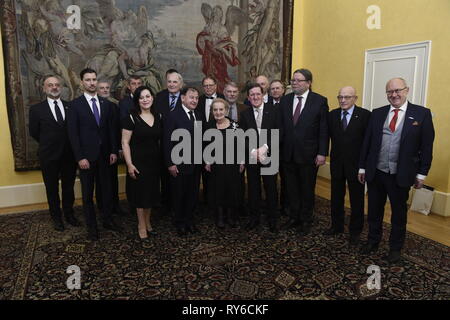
top-left (358, 78), bottom-right (435, 263)
top-left (325, 87), bottom-right (371, 246)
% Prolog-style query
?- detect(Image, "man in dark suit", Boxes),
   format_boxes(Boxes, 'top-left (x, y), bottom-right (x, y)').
top-left (239, 84), bottom-right (280, 233)
top-left (118, 75), bottom-right (143, 120)
top-left (67, 68), bottom-right (121, 240)
top-left (154, 71), bottom-right (184, 215)
top-left (163, 87), bottom-right (202, 236)
top-left (326, 86), bottom-right (371, 245)
top-left (244, 75), bottom-right (274, 106)
top-left (197, 77), bottom-right (225, 123)
top-left (223, 81), bottom-right (248, 122)
top-left (97, 80), bottom-right (126, 216)
top-left (29, 75), bottom-right (80, 231)
top-left (358, 78), bottom-right (435, 263)
top-left (280, 69), bottom-right (329, 236)
top-left (270, 80), bottom-right (286, 106)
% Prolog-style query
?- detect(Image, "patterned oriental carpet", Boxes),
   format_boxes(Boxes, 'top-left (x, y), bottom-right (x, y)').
top-left (0, 197), bottom-right (449, 300)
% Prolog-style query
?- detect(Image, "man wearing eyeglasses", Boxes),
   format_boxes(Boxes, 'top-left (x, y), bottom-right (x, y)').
top-left (197, 76), bottom-right (225, 123)
top-left (325, 87), bottom-right (371, 246)
top-left (358, 78), bottom-right (435, 263)
top-left (280, 69), bottom-right (329, 236)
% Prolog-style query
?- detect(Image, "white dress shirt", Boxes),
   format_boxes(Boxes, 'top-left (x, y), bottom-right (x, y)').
top-left (84, 93), bottom-right (101, 117)
top-left (47, 97), bottom-right (65, 121)
top-left (205, 93), bottom-right (217, 122)
top-left (292, 90), bottom-right (310, 116)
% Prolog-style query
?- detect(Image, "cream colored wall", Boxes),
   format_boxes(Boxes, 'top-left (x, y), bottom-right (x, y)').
top-left (292, 0), bottom-right (450, 197)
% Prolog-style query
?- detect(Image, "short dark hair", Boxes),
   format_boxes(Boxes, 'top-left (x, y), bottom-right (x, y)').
top-left (129, 75), bottom-right (142, 82)
top-left (181, 86), bottom-right (199, 96)
top-left (80, 68), bottom-right (97, 80)
top-left (270, 79), bottom-right (285, 88)
top-left (293, 68), bottom-right (313, 82)
top-left (202, 76), bottom-right (217, 85)
top-left (165, 69), bottom-right (179, 77)
top-left (246, 83), bottom-right (263, 96)
top-left (132, 86), bottom-right (156, 116)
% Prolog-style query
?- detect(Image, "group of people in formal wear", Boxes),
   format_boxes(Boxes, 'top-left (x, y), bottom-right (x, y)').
top-left (29, 66), bottom-right (434, 264)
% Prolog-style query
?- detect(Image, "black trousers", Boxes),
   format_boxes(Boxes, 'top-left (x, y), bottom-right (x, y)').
top-left (246, 164), bottom-right (278, 224)
top-left (96, 162), bottom-right (120, 212)
top-left (79, 155), bottom-right (113, 231)
top-left (40, 152), bottom-right (77, 219)
top-left (170, 168), bottom-right (200, 229)
top-left (367, 170), bottom-right (410, 251)
top-left (278, 162), bottom-right (289, 210)
top-left (330, 176), bottom-right (365, 235)
top-left (284, 162), bottom-right (318, 226)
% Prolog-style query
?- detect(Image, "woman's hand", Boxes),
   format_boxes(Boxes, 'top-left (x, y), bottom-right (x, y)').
top-left (128, 164), bottom-right (140, 179)
top-left (205, 164), bottom-right (211, 172)
top-left (239, 164), bottom-right (245, 173)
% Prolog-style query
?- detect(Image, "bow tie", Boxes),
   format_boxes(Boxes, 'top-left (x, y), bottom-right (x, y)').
top-left (206, 96), bottom-right (214, 99)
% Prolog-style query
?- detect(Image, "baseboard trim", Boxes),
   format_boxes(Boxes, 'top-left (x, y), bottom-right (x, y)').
top-left (0, 174), bottom-right (126, 209)
top-left (1, 170), bottom-right (449, 216)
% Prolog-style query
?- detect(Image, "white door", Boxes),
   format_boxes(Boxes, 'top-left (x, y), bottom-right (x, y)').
top-left (363, 41), bottom-right (431, 110)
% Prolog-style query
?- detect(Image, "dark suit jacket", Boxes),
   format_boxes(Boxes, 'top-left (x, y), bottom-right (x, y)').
top-left (67, 95), bottom-right (118, 162)
top-left (154, 89), bottom-right (182, 121)
top-left (233, 103), bottom-right (249, 122)
top-left (163, 105), bottom-right (201, 174)
top-left (239, 103), bottom-right (280, 160)
top-left (280, 91), bottom-right (329, 164)
top-left (29, 99), bottom-right (74, 164)
top-left (197, 93), bottom-right (225, 123)
top-left (118, 95), bottom-right (134, 120)
top-left (359, 102), bottom-right (435, 187)
top-left (328, 106), bottom-right (371, 180)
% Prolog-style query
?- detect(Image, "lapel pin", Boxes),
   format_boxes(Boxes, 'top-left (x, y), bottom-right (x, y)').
top-left (408, 116), bottom-right (414, 119)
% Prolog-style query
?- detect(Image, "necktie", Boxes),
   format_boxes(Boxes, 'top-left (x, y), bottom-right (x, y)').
top-left (91, 98), bottom-right (100, 126)
top-left (206, 96), bottom-right (214, 99)
top-left (255, 107), bottom-right (262, 130)
top-left (389, 109), bottom-right (400, 132)
top-left (342, 110), bottom-right (348, 131)
top-left (54, 100), bottom-right (64, 125)
top-left (293, 96), bottom-right (303, 125)
top-left (170, 95), bottom-right (177, 111)
top-left (188, 110), bottom-right (195, 123)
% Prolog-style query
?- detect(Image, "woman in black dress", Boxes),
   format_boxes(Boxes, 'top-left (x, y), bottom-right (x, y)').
top-left (205, 98), bottom-right (245, 228)
top-left (121, 86), bottom-right (161, 240)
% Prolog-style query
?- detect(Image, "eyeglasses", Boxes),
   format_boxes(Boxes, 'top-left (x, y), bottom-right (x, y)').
top-left (337, 95), bottom-right (355, 100)
top-left (290, 79), bottom-right (309, 84)
top-left (386, 87), bottom-right (407, 96)
top-left (203, 84), bottom-right (216, 88)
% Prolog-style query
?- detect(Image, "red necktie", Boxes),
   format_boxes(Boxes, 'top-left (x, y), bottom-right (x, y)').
top-left (293, 96), bottom-right (303, 125)
top-left (389, 109), bottom-right (400, 132)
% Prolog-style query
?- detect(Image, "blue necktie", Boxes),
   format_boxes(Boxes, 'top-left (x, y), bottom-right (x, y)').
top-left (91, 98), bottom-right (100, 125)
top-left (170, 95), bottom-right (177, 111)
top-left (342, 110), bottom-right (348, 131)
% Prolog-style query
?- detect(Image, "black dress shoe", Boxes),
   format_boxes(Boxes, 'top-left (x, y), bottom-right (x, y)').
top-left (268, 223), bottom-right (278, 234)
top-left (323, 227), bottom-right (343, 236)
top-left (186, 225), bottom-right (200, 234)
top-left (349, 234), bottom-right (360, 246)
top-left (283, 219), bottom-right (300, 230)
top-left (176, 227), bottom-right (187, 237)
top-left (384, 250), bottom-right (401, 263)
top-left (360, 242), bottom-right (379, 255)
top-left (88, 231), bottom-right (99, 241)
top-left (245, 220), bottom-right (259, 231)
top-left (52, 218), bottom-right (65, 232)
top-left (65, 215), bottom-right (81, 227)
top-left (103, 220), bottom-right (123, 232)
top-left (113, 206), bottom-right (127, 216)
top-left (298, 224), bottom-right (311, 236)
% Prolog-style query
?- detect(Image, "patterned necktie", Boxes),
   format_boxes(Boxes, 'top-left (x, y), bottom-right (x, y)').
top-left (342, 110), bottom-right (348, 131)
top-left (255, 107), bottom-right (262, 129)
top-left (389, 109), bottom-right (400, 132)
top-left (170, 95), bottom-right (177, 111)
top-left (91, 98), bottom-right (100, 126)
top-left (293, 96), bottom-right (303, 125)
top-left (54, 100), bottom-right (64, 125)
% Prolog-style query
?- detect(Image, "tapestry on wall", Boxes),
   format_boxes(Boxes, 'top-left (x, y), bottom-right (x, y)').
top-left (0, 0), bottom-right (293, 170)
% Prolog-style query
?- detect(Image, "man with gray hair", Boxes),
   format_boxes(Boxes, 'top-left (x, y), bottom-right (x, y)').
top-left (358, 77), bottom-right (435, 263)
